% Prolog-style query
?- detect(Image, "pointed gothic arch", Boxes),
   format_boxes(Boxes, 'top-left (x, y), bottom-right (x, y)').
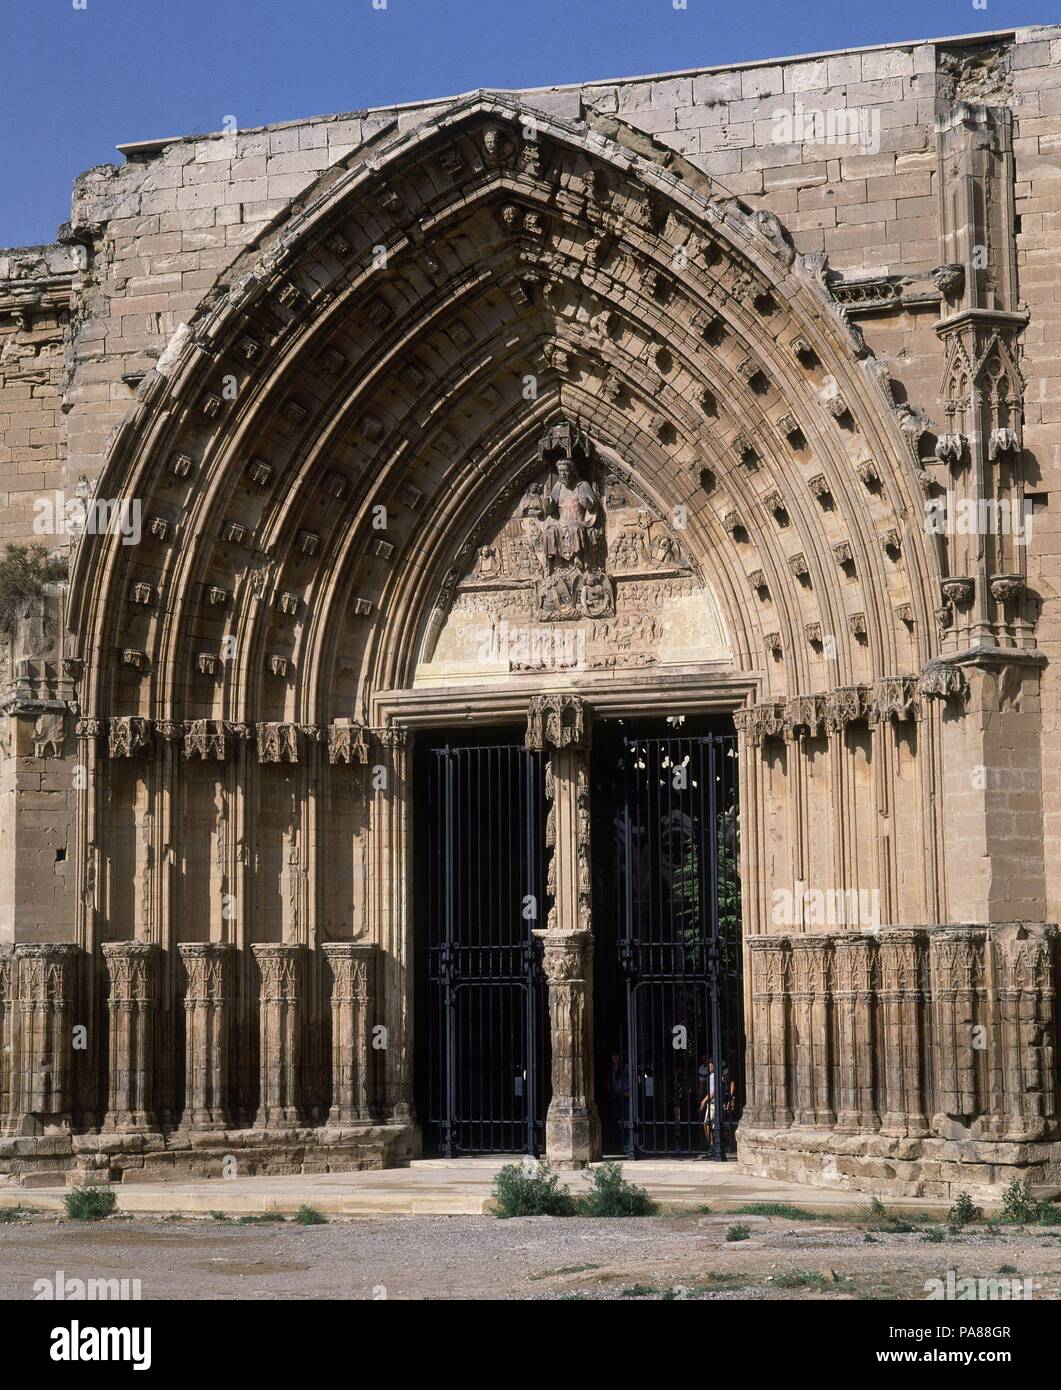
top-left (58, 88), bottom-right (975, 1165)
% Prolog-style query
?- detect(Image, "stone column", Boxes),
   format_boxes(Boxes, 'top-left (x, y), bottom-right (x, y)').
top-left (877, 929), bottom-right (930, 1136)
top-left (746, 936), bottom-right (792, 1128)
top-left (928, 927), bottom-right (982, 1133)
top-left (366, 729), bottom-right (415, 1125)
top-left (178, 942), bottom-right (234, 1130)
top-left (788, 935), bottom-right (833, 1128)
top-left (14, 943), bottom-right (78, 1135)
top-left (526, 695), bottom-right (600, 1165)
top-left (535, 929), bottom-right (599, 1165)
top-left (831, 933), bottom-right (878, 1133)
top-left (992, 923), bottom-right (1056, 1141)
top-left (0, 945), bottom-right (13, 1133)
top-left (252, 943), bottom-right (304, 1128)
top-left (101, 941), bottom-right (160, 1133)
top-left (322, 941), bottom-right (378, 1125)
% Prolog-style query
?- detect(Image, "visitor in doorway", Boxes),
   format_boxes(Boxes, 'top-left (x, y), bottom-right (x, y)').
top-left (699, 1058), bottom-right (736, 1150)
top-left (607, 1051), bottom-right (628, 1136)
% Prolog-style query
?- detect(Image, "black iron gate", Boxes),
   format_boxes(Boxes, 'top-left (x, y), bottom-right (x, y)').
top-left (423, 740), bottom-right (548, 1156)
top-left (595, 727), bottom-right (743, 1159)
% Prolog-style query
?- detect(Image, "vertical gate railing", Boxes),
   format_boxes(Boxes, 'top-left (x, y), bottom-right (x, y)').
top-left (613, 731), bottom-right (742, 1159)
top-left (426, 742), bottom-right (548, 1156)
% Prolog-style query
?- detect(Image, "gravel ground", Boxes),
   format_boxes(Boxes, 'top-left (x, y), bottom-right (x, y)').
top-left (3, 1211), bottom-right (1061, 1300)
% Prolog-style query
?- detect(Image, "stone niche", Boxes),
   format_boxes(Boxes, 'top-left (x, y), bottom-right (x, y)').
top-left (416, 424), bottom-right (730, 684)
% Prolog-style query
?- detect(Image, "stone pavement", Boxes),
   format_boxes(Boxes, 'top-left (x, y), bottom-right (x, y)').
top-left (0, 1158), bottom-right (959, 1218)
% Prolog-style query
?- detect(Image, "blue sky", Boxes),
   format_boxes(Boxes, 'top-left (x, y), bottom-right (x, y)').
top-left (2, 0), bottom-right (1057, 248)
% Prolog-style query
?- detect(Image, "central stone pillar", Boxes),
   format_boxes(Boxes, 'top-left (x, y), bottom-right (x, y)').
top-left (526, 694), bottom-right (600, 1166)
top-left (252, 942), bottom-right (304, 1128)
top-left (178, 942), bottom-right (234, 1130)
top-left (101, 941), bottom-right (160, 1133)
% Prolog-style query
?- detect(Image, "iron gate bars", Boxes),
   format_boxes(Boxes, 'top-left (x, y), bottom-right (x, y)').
top-left (425, 742), bottom-right (548, 1156)
top-left (611, 731), bottom-right (742, 1159)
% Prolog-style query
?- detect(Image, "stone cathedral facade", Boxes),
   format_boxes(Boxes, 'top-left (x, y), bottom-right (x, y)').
top-left (1, 26), bottom-right (1061, 1198)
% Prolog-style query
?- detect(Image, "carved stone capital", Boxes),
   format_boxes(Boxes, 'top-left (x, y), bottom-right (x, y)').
top-left (735, 701), bottom-right (786, 747)
top-left (184, 718), bottom-right (228, 760)
top-left (108, 715), bottom-right (153, 758)
top-left (868, 675), bottom-right (919, 725)
top-left (328, 720), bottom-right (370, 765)
top-left (824, 685), bottom-right (868, 734)
top-left (918, 659), bottom-right (967, 702)
top-left (256, 721), bottom-right (300, 764)
top-left (526, 694), bottom-right (590, 751)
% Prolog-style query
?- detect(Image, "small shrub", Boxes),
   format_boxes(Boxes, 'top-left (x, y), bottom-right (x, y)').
top-left (734, 1202), bottom-right (820, 1221)
top-left (0, 1207), bottom-right (26, 1224)
top-left (921, 1228), bottom-right (945, 1243)
top-left (295, 1205), bottom-right (327, 1226)
top-left (864, 1198), bottom-right (914, 1234)
top-left (236, 1212), bottom-right (285, 1224)
top-left (998, 1264), bottom-right (1018, 1275)
top-left (1001, 1179), bottom-right (1037, 1224)
top-left (0, 543), bottom-right (67, 635)
top-left (947, 1191), bottom-right (983, 1228)
top-left (725, 1223), bottom-right (750, 1242)
top-left (771, 1270), bottom-right (840, 1290)
top-left (492, 1161), bottom-right (577, 1219)
top-left (579, 1162), bottom-right (656, 1218)
top-left (621, 1283), bottom-right (655, 1297)
top-left (64, 1185), bottom-right (117, 1221)
top-left (208, 1210), bottom-right (231, 1222)
top-left (998, 1179), bottom-right (1061, 1226)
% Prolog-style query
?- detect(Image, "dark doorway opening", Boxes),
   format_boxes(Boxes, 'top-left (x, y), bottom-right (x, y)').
top-left (592, 717), bottom-right (743, 1159)
top-left (414, 728), bottom-right (550, 1156)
